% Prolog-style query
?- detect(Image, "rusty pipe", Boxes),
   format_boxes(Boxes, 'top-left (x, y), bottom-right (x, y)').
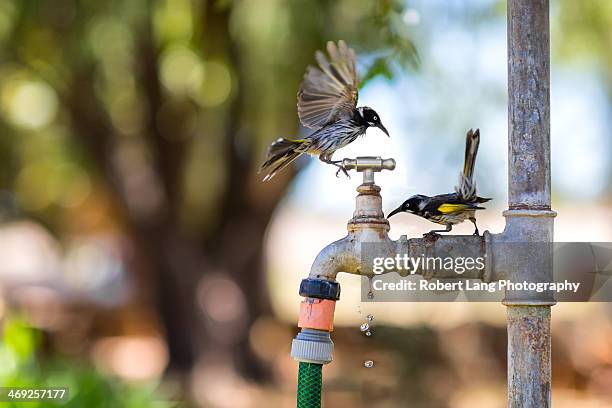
top-left (506, 0), bottom-right (554, 406)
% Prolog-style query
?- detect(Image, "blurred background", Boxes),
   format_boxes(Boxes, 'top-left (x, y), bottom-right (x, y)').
top-left (0, 0), bottom-right (611, 406)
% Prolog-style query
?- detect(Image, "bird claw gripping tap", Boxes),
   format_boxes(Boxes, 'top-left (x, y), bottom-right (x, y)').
top-left (333, 156), bottom-right (395, 179)
top-left (291, 157), bottom-right (396, 366)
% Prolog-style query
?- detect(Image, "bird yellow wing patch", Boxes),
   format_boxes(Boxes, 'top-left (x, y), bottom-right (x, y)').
top-left (437, 203), bottom-right (470, 213)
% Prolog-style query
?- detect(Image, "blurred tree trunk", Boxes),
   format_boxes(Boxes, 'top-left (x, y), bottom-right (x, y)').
top-left (130, 2), bottom-right (297, 380)
top-left (193, 1), bottom-right (296, 380)
top-left (58, 0), bottom-right (296, 381)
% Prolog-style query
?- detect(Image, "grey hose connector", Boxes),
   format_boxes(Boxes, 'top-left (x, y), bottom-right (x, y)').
top-left (291, 328), bottom-right (334, 365)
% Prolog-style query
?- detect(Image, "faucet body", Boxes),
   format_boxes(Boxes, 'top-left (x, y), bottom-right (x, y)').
top-left (309, 180), bottom-right (395, 281)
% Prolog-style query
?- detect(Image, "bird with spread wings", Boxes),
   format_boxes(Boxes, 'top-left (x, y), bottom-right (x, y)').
top-left (259, 40), bottom-right (389, 181)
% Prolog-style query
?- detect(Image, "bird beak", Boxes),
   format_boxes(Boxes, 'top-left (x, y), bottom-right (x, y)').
top-left (377, 122), bottom-right (390, 137)
top-left (387, 206), bottom-right (402, 218)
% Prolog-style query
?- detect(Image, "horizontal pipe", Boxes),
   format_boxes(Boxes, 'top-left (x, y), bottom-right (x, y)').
top-left (399, 234), bottom-right (488, 279)
top-left (308, 233), bottom-right (490, 281)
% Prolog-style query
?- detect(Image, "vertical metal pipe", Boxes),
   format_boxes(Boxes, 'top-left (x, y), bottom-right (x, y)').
top-left (507, 306), bottom-right (551, 407)
top-left (506, 1), bottom-right (553, 407)
top-left (508, 0), bottom-right (551, 210)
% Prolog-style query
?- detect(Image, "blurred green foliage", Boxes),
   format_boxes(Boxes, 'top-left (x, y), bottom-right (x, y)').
top-left (360, 0), bottom-right (419, 86)
top-left (0, 319), bottom-right (174, 408)
top-left (555, 0), bottom-right (612, 69)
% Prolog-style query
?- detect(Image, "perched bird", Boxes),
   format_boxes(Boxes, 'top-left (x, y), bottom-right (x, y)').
top-left (259, 40), bottom-right (389, 181)
top-left (387, 129), bottom-right (491, 235)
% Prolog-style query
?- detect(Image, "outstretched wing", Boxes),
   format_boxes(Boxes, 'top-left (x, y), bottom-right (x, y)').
top-left (297, 40), bottom-right (359, 129)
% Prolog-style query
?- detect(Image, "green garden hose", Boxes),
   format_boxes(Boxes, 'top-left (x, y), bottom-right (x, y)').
top-left (297, 362), bottom-right (322, 408)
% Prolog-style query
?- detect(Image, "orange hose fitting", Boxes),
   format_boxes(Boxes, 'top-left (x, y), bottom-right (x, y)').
top-left (298, 298), bottom-right (336, 331)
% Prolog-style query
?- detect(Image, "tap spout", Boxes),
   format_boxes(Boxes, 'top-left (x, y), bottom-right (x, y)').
top-left (308, 235), bottom-right (359, 281)
top-left (308, 230), bottom-right (398, 281)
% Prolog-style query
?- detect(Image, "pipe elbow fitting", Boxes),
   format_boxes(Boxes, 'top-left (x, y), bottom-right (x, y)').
top-left (308, 236), bottom-right (359, 280)
top-left (308, 230), bottom-right (398, 280)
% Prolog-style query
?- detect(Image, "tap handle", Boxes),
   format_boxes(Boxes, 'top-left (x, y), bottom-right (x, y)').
top-left (340, 157), bottom-right (396, 172)
top-left (341, 156), bottom-right (396, 185)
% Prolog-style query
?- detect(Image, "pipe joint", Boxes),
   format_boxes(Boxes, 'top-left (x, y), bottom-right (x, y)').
top-left (496, 209), bottom-right (557, 305)
top-left (292, 297), bottom-right (337, 364)
top-left (299, 278), bottom-right (341, 300)
top-left (291, 328), bottom-right (334, 365)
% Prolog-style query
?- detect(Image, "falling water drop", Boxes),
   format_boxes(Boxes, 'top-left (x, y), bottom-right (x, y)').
top-left (364, 360), bottom-right (374, 368)
top-left (360, 323), bottom-right (370, 332)
top-left (365, 330), bottom-right (372, 337)
top-left (367, 276), bottom-right (374, 299)
top-left (366, 314), bottom-right (374, 321)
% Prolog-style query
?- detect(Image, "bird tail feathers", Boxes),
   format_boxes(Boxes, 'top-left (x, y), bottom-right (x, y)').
top-left (259, 138), bottom-right (307, 181)
top-left (456, 128), bottom-right (480, 200)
